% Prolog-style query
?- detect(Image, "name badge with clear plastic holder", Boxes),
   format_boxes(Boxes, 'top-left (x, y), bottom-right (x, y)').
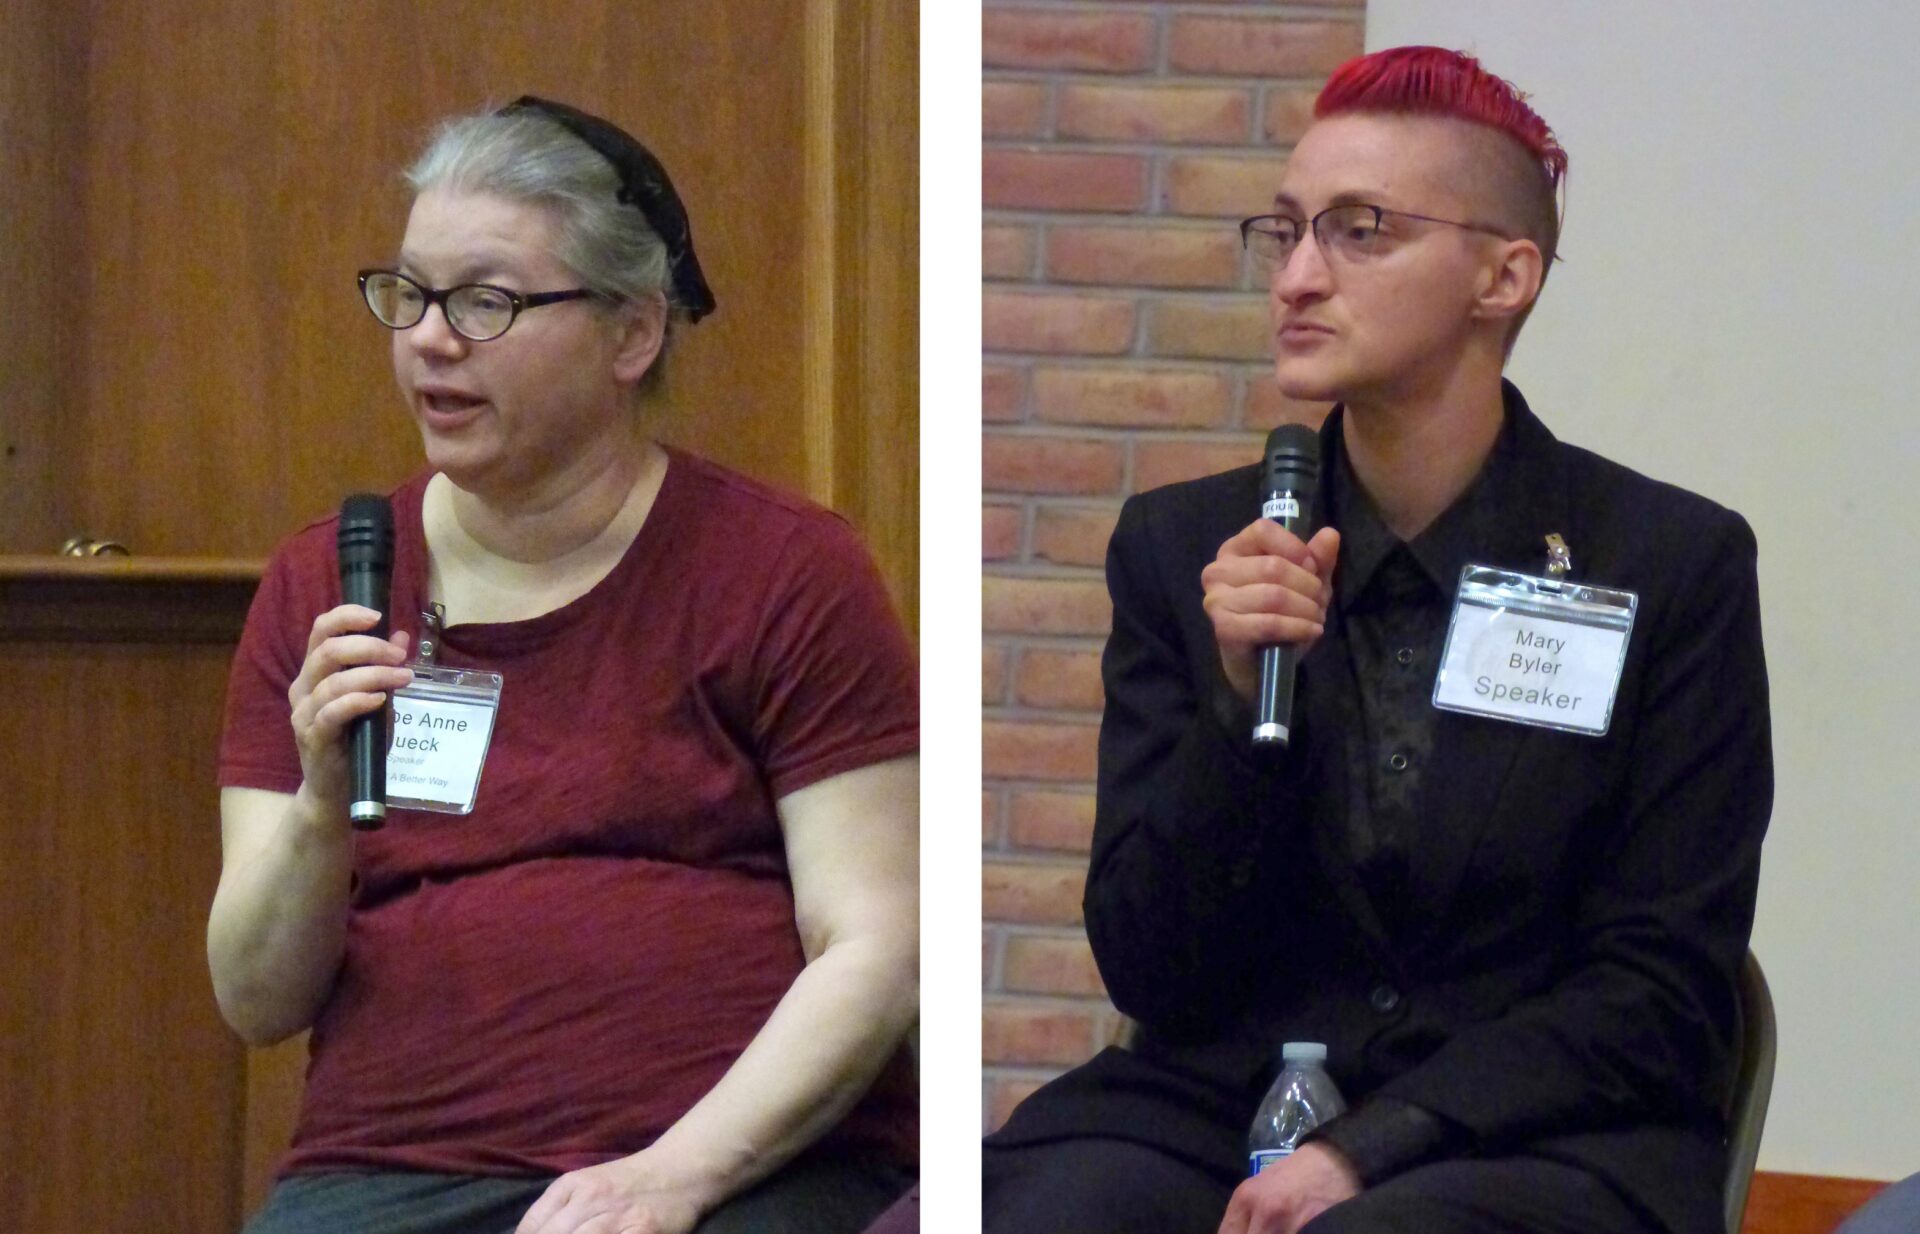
top-left (385, 604), bottom-right (502, 813)
top-left (1432, 566), bottom-right (1637, 736)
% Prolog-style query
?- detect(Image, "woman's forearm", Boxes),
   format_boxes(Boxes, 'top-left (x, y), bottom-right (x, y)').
top-left (638, 929), bottom-right (918, 1208)
top-left (206, 784), bottom-right (356, 1045)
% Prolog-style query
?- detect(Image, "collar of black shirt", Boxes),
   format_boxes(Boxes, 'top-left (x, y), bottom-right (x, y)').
top-left (1326, 379), bottom-right (1538, 609)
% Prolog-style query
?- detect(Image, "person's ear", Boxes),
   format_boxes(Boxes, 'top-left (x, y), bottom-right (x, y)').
top-left (611, 291), bottom-right (668, 385)
top-left (1471, 238), bottom-right (1544, 328)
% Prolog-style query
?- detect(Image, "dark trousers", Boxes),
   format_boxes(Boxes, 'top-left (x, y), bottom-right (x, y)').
top-left (242, 1153), bottom-right (913, 1234)
top-left (982, 1135), bottom-right (1660, 1234)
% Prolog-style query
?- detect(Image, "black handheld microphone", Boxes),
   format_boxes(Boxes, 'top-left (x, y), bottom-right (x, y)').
top-left (337, 494), bottom-right (395, 829)
top-left (1253, 424), bottom-right (1320, 746)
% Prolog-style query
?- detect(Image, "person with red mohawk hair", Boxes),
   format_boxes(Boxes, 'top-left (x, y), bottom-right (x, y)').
top-left (984, 45), bottom-right (1771, 1234)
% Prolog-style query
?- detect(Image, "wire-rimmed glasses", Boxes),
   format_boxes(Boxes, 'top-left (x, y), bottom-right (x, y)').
top-left (1240, 205), bottom-right (1513, 268)
top-left (358, 269), bottom-right (601, 342)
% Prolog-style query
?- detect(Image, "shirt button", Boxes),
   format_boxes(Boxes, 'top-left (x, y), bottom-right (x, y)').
top-left (1387, 752), bottom-right (1410, 772)
top-left (1370, 984), bottom-right (1401, 1013)
top-left (1396, 646), bottom-right (1415, 666)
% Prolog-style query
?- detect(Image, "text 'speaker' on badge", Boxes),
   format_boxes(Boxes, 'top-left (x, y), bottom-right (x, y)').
top-left (1431, 566), bottom-right (1637, 737)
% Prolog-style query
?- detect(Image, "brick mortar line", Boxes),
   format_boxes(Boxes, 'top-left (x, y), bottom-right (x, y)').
top-left (988, 138), bottom-right (1300, 158)
top-left (985, 633), bottom-right (1109, 651)
top-left (1130, 284), bottom-right (1152, 352)
top-left (983, 1064), bottom-right (1085, 1084)
top-left (985, 2), bottom-right (1364, 24)
top-left (988, 366), bottom-right (1267, 383)
top-left (990, 656), bottom-right (1113, 675)
top-left (986, 69), bottom-right (1342, 91)
top-left (983, 561), bottom-right (1106, 579)
top-left (997, 923), bottom-right (1103, 941)
top-left (986, 669), bottom-right (1108, 696)
top-left (984, 787), bottom-right (1010, 844)
top-left (1006, 564), bottom-right (1113, 575)
top-left (987, 282), bottom-right (1268, 302)
top-left (984, 345), bottom-right (1272, 365)
top-left (995, 433), bottom-right (1261, 482)
top-left (987, 210), bottom-right (1246, 232)
top-left (981, 696), bottom-right (1105, 714)
top-left (985, 208), bottom-right (1265, 228)
top-left (985, 277), bottom-right (1253, 298)
top-left (983, 647), bottom-right (1012, 707)
top-left (985, 991), bottom-right (1119, 1011)
top-left (983, 778), bottom-right (1100, 796)
top-left (983, 419), bottom-right (1268, 439)
top-left (982, 425), bottom-right (1270, 439)
top-left (988, 81), bottom-right (1327, 105)
top-left (1015, 495), bottom-right (1129, 509)
top-left (984, 632), bottom-right (1106, 647)
top-left (989, 845), bottom-right (1100, 861)
top-left (988, 130), bottom-right (1303, 152)
top-left (981, 844), bottom-right (1100, 864)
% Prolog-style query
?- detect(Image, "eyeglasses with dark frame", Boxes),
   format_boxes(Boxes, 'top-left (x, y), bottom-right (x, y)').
top-left (1240, 205), bottom-right (1514, 268)
top-left (357, 269), bottom-right (603, 342)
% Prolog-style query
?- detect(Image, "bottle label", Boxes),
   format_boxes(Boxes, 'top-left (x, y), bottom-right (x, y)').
top-left (1248, 1148), bottom-right (1293, 1176)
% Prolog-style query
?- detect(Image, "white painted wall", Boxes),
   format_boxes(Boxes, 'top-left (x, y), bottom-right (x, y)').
top-left (1366, 1), bottom-right (1920, 1180)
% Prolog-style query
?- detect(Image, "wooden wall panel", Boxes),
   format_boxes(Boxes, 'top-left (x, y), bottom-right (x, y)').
top-left (807, 0), bottom-right (919, 632)
top-left (69, 0), bottom-right (813, 558)
top-left (0, 606), bottom-right (247, 1232)
top-left (38, 0), bottom-right (918, 596)
top-left (0, 0), bottom-right (85, 552)
top-left (243, 1034), bottom-right (309, 1218)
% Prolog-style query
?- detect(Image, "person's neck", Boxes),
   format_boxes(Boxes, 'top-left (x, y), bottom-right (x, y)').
top-left (446, 428), bottom-right (656, 566)
top-left (1340, 361), bottom-right (1507, 542)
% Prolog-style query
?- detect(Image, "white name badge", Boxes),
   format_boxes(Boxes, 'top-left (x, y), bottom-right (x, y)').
top-left (1432, 566), bottom-right (1637, 736)
top-left (386, 666), bottom-right (503, 813)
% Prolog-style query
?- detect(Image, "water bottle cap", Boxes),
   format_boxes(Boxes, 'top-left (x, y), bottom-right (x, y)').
top-left (1281, 1041), bottom-right (1328, 1063)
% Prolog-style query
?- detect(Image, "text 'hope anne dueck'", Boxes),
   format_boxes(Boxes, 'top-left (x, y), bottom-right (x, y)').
top-left (391, 709), bottom-right (469, 752)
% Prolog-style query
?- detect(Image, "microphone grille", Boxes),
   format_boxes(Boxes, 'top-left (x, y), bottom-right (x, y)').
top-left (1263, 422), bottom-right (1320, 473)
top-left (337, 494), bottom-right (394, 557)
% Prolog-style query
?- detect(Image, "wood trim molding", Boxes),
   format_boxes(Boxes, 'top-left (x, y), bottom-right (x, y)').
top-left (800, 0), bottom-right (841, 508)
top-left (0, 556), bottom-right (263, 643)
top-left (798, 0), bottom-right (918, 632)
top-left (1744, 1171), bottom-right (1889, 1234)
top-left (0, 554), bottom-right (264, 582)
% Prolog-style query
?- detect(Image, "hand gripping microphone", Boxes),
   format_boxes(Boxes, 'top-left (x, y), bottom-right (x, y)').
top-left (337, 494), bottom-right (395, 829)
top-left (1252, 424), bottom-right (1320, 746)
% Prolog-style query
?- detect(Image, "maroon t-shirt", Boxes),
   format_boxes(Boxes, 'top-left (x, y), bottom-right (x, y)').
top-left (217, 449), bottom-right (919, 1176)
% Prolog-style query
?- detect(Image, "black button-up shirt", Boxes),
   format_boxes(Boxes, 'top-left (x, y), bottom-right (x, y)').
top-left (1323, 418), bottom-right (1514, 943)
top-left (1304, 407), bottom-right (1530, 1181)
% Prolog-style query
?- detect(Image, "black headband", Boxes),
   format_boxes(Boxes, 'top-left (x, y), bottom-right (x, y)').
top-left (497, 95), bottom-right (716, 323)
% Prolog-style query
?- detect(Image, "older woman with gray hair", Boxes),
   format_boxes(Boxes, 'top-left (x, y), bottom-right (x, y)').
top-left (207, 98), bottom-right (918, 1234)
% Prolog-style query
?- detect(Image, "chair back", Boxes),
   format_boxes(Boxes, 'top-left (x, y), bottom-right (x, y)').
top-left (1724, 950), bottom-right (1777, 1234)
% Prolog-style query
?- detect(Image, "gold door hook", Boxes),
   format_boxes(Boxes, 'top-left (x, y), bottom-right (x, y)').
top-left (59, 536), bottom-right (132, 558)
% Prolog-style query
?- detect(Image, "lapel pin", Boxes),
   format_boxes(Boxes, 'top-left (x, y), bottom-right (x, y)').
top-left (1545, 533), bottom-right (1572, 577)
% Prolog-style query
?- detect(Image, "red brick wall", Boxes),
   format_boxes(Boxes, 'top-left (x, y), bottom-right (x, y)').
top-left (981, 0), bottom-right (1365, 1130)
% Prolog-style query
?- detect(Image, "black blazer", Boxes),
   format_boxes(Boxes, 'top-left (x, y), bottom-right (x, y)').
top-left (996, 389), bottom-right (1773, 1234)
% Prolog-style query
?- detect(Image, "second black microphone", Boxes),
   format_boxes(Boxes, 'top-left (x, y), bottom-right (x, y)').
top-left (1253, 424), bottom-right (1320, 746)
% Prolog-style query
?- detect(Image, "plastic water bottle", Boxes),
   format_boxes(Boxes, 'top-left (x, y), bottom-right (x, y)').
top-left (1247, 1041), bottom-right (1347, 1175)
